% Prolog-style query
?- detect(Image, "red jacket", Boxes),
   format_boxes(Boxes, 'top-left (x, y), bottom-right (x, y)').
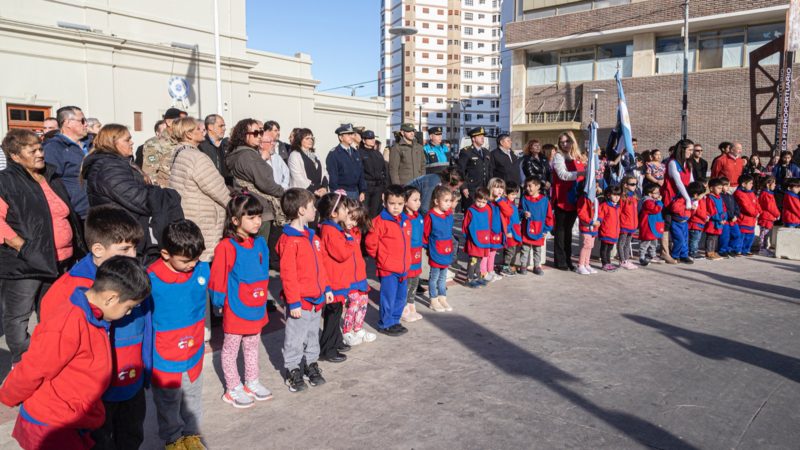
top-left (734, 188), bottom-right (761, 233)
top-left (577, 197), bottom-right (598, 236)
top-left (711, 153), bottom-right (745, 187)
top-left (704, 194), bottom-right (727, 235)
top-left (348, 227), bottom-right (368, 292)
top-left (39, 257), bottom-right (94, 322)
top-left (689, 197), bottom-right (709, 231)
top-left (365, 209), bottom-right (412, 277)
top-left (638, 198), bottom-right (664, 241)
top-left (670, 197), bottom-right (692, 223)
top-left (276, 225), bottom-right (332, 311)
top-left (782, 191), bottom-right (800, 226)
top-left (319, 220), bottom-right (358, 301)
top-left (619, 192), bottom-right (639, 233)
top-left (461, 204), bottom-right (491, 257)
top-left (597, 200), bottom-right (621, 243)
top-left (0, 288), bottom-right (111, 430)
top-left (552, 158), bottom-right (585, 211)
top-left (757, 190), bottom-right (780, 229)
top-left (496, 197), bottom-right (521, 247)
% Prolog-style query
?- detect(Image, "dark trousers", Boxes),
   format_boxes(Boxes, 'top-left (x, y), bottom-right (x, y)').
top-left (267, 222), bottom-right (283, 272)
top-left (365, 187), bottom-right (385, 219)
top-left (670, 221), bottom-right (689, 259)
top-left (553, 207), bottom-right (578, 269)
top-left (319, 302), bottom-right (344, 358)
top-left (706, 234), bottom-right (720, 253)
top-left (600, 242), bottom-right (614, 266)
top-left (1, 278), bottom-right (53, 363)
top-left (91, 388), bottom-right (146, 450)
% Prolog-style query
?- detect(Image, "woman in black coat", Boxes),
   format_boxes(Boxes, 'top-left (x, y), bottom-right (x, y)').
top-left (0, 129), bottom-right (85, 365)
top-left (520, 139), bottom-right (552, 191)
top-left (81, 124), bottom-right (181, 263)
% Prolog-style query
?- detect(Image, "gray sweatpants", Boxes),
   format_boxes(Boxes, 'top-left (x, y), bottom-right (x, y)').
top-left (618, 232), bottom-right (633, 262)
top-left (152, 372), bottom-right (204, 444)
top-left (282, 307), bottom-right (322, 371)
top-left (639, 240), bottom-right (658, 261)
top-left (519, 245), bottom-right (543, 269)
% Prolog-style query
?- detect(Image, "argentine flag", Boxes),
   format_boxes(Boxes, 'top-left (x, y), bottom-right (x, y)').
top-left (585, 120), bottom-right (600, 223)
top-left (614, 69), bottom-right (635, 160)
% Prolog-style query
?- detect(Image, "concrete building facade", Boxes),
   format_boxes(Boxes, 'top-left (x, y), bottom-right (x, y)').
top-left (380, 0), bottom-right (503, 144)
top-left (0, 0), bottom-right (387, 157)
top-left (502, 0), bottom-right (797, 155)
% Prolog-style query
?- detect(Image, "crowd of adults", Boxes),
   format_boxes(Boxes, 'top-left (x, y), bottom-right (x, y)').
top-left (2, 104), bottom-right (800, 364)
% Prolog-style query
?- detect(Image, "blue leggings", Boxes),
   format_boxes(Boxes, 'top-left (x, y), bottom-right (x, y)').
top-left (720, 223), bottom-right (742, 254)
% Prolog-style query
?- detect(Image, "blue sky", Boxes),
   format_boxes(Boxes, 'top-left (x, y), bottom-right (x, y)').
top-left (245, 0), bottom-right (381, 97)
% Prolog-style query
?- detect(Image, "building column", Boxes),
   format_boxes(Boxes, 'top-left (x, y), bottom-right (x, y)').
top-left (510, 49), bottom-right (527, 148)
top-left (632, 33), bottom-right (655, 78)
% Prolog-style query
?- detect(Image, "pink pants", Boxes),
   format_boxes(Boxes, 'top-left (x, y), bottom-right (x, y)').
top-left (221, 333), bottom-right (260, 390)
top-left (481, 250), bottom-right (498, 273)
top-left (342, 291), bottom-right (369, 334)
top-left (579, 234), bottom-right (595, 267)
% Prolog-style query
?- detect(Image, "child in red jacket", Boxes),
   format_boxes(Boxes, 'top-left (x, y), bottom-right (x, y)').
top-left (497, 181), bottom-right (523, 276)
top-left (757, 176), bottom-right (780, 254)
top-left (0, 257), bottom-right (149, 450)
top-left (340, 199), bottom-right (376, 346)
top-left (618, 175), bottom-right (639, 270)
top-left (209, 193), bottom-right (271, 409)
top-left (317, 192), bottom-right (355, 363)
top-left (576, 189), bottom-right (600, 275)
top-left (598, 186), bottom-right (622, 272)
top-left (462, 187), bottom-right (493, 287)
top-left (734, 175), bottom-right (762, 256)
top-left (688, 180), bottom-right (710, 260)
top-left (277, 188), bottom-right (334, 393)
top-left (365, 185), bottom-right (412, 336)
top-left (402, 186), bottom-right (424, 323)
top-left (638, 185), bottom-right (664, 266)
top-left (670, 182), bottom-right (704, 263)
top-left (705, 178), bottom-right (728, 260)
top-left (782, 178), bottom-right (800, 227)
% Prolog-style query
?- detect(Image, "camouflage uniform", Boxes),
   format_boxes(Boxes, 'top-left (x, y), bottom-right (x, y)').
top-left (141, 136), bottom-right (177, 188)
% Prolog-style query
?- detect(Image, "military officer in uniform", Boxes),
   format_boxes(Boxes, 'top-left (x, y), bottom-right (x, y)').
top-left (423, 126), bottom-right (451, 174)
top-left (457, 127), bottom-right (493, 210)
top-left (141, 107), bottom-right (185, 187)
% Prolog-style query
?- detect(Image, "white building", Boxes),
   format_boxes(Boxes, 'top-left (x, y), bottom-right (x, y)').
top-left (0, 0), bottom-right (387, 156)
top-left (380, 0), bottom-right (503, 144)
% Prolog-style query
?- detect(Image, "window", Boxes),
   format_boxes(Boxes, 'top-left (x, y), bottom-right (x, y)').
top-left (477, 100), bottom-right (484, 105)
top-left (423, 7), bottom-right (429, 13)
top-left (464, 100), bottom-right (472, 107)
top-left (478, 57), bottom-right (484, 63)
top-left (437, 83), bottom-right (444, 89)
top-left (527, 51), bottom-right (558, 86)
top-left (491, 43), bottom-right (497, 51)
top-left (478, 71), bottom-right (485, 77)
top-left (422, 82), bottom-right (429, 88)
top-left (437, 53), bottom-right (444, 59)
top-left (465, 113), bottom-right (472, 121)
top-left (464, 56), bottom-right (473, 64)
top-left (477, 114), bottom-right (484, 120)
top-left (747, 23), bottom-right (784, 65)
top-left (422, 38), bottom-right (429, 43)
top-left (422, 52), bottom-right (429, 58)
top-left (491, 86), bottom-right (497, 94)
top-left (464, 12), bottom-right (473, 20)
top-left (478, 86), bottom-right (485, 91)
top-left (438, 9), bottom-right (445, 15)
top-left (656, 36), bottom-right (696, 74)
top-left (465, 0), bottom-right (473, 5)
top-left (559, 50), bottom-right (594, 83)
top-left (697, 28), bottom-right (745, 70)
top-left (493, 14), bottom-right (500, 23)
top-left (478, 43), bottom-right (485, 49)
top-left (464, 85), bottom-right (472, 94)
top-left (491, 72), bottom-right (497, 80)
top-left (437, 68), bottom-right (444, 74)
top-left (478, 28), bottom-right (485, 34)
top-left (422, 67), bottom-right (429, 73)
top-left (491, 100), bottom-right (499, 108)
top-left (480, 0), bottom-right (485, 4)
top-left (437, 98), bottom-right (444, 103)
top-left (7, 104), bottom-right (51, 133)
top-left (478, 14), bottom-right (485, 19)
top-left (464, 27), bottom-right (473, 35)
top-left (438, 24), bottom-right (444, 30)
top-left (464, 70), bottom-right (473, 79)
top-left (422, 22), bottom-right (429, 28)
top-left (436, 112), bottom-right (444, 118)
top-left (422, 97), bottom-right (429, 103)
top-left (596, 41), bottom-right (633, 79)
top-left (437, 39), bottom-right (444, 45)
top-left (464, 42), bottom-right (473, 50)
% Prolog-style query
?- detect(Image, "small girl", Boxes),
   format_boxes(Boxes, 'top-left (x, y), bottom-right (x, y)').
top-left (757, 175), bottom-right (780, 255)
top-left (618, 175), bottom-right (639, 270)
top-left (598, 186), bottom-right (622, 272)
top-left (462, 187), bottom-right (493, 288)
top-left (341, 198), bottom-right (377, 344)
top-left (576, 187), bottom-right (600, 275)
top-left (402, 186), bottom-right (424, 323)
top-left (519, 176), bottom-right (553, 275)
top-left (209, 193), bottom-right (272, 409)
top-left (486, 177), bottom-right (507, 281)
top-left (638, 184), bottom-right (665, 266)
top-left (317, 192), bottom-right (356, 362)
top-left (497, 181), bottom-right (523, 276)
top-left (782, 178), bottom-right (800, 228)
top-left (423, 185), bottom-right (455, 312)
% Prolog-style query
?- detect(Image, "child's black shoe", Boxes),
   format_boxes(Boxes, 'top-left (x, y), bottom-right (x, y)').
top-left (305, 362), bottom-right (326, 386)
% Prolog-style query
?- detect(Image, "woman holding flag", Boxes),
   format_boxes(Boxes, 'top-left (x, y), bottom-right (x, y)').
top-left (551, 131), bottom-right (586, 271)
top-left (660, 139), bottom-right (695, 263)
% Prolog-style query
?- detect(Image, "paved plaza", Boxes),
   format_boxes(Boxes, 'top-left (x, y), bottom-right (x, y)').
top-left (1, 255), bottom-right (799, 449)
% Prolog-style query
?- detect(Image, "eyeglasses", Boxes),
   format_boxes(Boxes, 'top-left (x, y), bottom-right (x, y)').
top-left (559, 140), bottom-right (571, 145)
top-left (69, 117), bottom-right (87, 125)
top-left (247, 129), bottom-right (264, 137)
top-left (626, 183), bottom-right (638, 186)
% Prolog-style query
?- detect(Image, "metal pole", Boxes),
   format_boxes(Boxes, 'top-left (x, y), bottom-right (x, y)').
top-left (418, 104), bottom-right (423, 131)
top-left (400, 40), bottom-right (406, 127)
top-left (681, 0), bottom-right (689, 140)
top-left (213, 0), bottom-right (223, 114)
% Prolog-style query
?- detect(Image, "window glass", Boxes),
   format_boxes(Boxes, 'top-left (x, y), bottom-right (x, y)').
top-left (527, 52), bottom-right (558, 85)
top-left (656, 36), bottom-right (696, 74)
top-left (560, 53), bottom-right (594, 83)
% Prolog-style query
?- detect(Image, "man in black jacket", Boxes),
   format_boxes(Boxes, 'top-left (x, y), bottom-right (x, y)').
top-left (358, 130), bottom-right (387, 218)
top-left (689, 143), bottom-right (709, 181)
top-left (457, 127), bottom-right (493, 210)
top-left (490, 133), bottom-right (519, 185)
top-left (199, 114), bottom-right (231, 185)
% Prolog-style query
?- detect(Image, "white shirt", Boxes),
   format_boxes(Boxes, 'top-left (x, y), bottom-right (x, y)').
top-left (267, 151), bottom-right (291, 190)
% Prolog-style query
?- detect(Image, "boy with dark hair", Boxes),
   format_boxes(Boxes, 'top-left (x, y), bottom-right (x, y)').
top-left (39, 205), bottom-right (150, 450)
top-left (277, 188), bottom-right (334, 392)
top-left (365, 184), bottom-right (412, 335)
top-left (148, 220), bottom-right (209, 450)
top-left (462, 187), bottom-right (493, 286)
top-left (734, 174), bottom-right (761, 256)
top-left (519, 177), bottom-right (553, 275)
top-left (498, 181), bottom-right (523, 276)
top-left (705, 178), bottom-right (727, 260)
top-left (718, 177), bottom-right (742, 257)
top-left (783, 178), bottom-right (800, 227)
top-left (670, 181), bottom-right (705, 264)
top-left (0, 256), bottom-right (150, 450)
top-left (638, 184), bottom-right (664, 266)
top-left (688, 179), bottom-right (710, 259)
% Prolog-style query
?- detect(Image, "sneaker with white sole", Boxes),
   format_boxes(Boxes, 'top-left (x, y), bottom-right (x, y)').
top-left (621, 261), bottom-right (638, 270)
top-left (222, 385), bottom-right (255, 408)
top-left (356, 328), bottom-right (377, 343)
top-left (588, 266), bottom-right (598, 274)
top-left (343, 331), bottom-right (364, 346)
top-left (575, 265), bottom-right (591, 275)
top-left (204, 327), bottom-right (212, 343)
top-left (244, 380), bottom-right (273, 401)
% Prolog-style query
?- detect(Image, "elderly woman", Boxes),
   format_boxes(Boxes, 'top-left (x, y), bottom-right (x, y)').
top-left (551, 131), bottom-right (586, 271)
top-left (226, 119), bottom-right (285, 243)
top-left (169, 117), bottom-right (230, 261)
top-left (0, 129), bottom-right (85, 365)
top-left (82, 124), bottom-right (181, 263)
top-left (287, 128), bottom-right (329, 197)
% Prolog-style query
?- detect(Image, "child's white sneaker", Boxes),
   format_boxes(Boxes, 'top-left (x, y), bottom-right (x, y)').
top-left (223, 385), bottom-right (254, 408)
top-left (588, 265), bottom-right (598, 274)
top-left (575, 266), bottom-right (591, 275)
top-left (244, 380), bottom-right (273, 401)
top-left (356, 328), bottom-right (377, 343)
top-left (343, 331), bottom-right (364, 346)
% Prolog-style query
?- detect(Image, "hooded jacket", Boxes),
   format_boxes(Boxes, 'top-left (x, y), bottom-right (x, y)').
top-left (226, 145), bottom-right (285, 221)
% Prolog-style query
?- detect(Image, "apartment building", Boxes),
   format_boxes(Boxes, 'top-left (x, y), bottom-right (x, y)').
top-left (502, 0), bottom-right (795, 153)
top-left (380, 0), bottom-right (503, 144)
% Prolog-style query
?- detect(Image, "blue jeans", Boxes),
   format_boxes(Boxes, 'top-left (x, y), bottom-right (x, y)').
top-left (739, 232), bottom-right (755, 254)
top-left (720, 223), bottom-right (742, 254)
top-left (670, 220), bottom-right (689, 259)
top-left (428, 267), bottom-right (448, 298)
top-left (378, 273), bottom-right (408, 329)
top-left (688, 230), bottom-right (703, 257)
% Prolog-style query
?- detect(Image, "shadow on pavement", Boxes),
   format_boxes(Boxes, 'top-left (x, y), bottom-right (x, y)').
top-left (624, 314), bottom-right (800, 384)
top-left (690, 269), bottom-right (800, 303)
top-left (425, 313), bottom-right (699, 449)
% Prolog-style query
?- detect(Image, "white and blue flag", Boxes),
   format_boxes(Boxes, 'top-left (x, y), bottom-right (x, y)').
top-left (614, 69), bottom-right (635, 160)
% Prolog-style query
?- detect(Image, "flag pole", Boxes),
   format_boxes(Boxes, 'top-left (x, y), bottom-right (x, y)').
top-left (681, 0), bottom-right (689, 140)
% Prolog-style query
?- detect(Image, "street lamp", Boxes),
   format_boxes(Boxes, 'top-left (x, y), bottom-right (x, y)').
top-left (350, 85), bottom-right (365, 96)
top-left (588, 88), bottom-right (605, 123)
top-left (388, 26), bottom-right (418, 130)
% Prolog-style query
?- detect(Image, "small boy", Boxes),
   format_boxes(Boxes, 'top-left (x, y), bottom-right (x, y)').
top-left (39, 205), bottom-right (150, 450)
top-left (670, 181), bottom-right (705, 264)
top-left (497, 181), bottom-right (523, 276)
top-left (704, 178), bottom-right (728, 260)
top-left (276, 188), bottom-right (334, 392)
top-left (597, 185), bottom-right (622, 272)
top-left (519, 177), bottom-right (553, 275)
top-left (148, 220), bottom-right (209, 450)
top-left (757, 176), bottom-right (780, 254)
top-left (734, 174), bottom-right (762, 256)
top-left (783, 178), bottom-right (800, 227)
top-left (719, 177), bottom-right (742, 257)
top-left (0, 256), bottom-right (150, 450)
top-left (461, 187), bottom-right (492, 287)
top-left (638, 184), bottom-right (664, 266)
top-left (688, 179), bottom-right (709, 260)
top-left (366, 184), bottom-right (413, 334)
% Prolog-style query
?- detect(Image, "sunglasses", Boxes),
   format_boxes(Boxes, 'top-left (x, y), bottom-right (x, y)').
top-left (247, 129), bottom-right (265, 137)
top-left (559, 140), bottom-right (571, 144)
top-left (70, 117), bottom-right (87, 125)
top-left (626, 183), bottom-right (638, 186)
